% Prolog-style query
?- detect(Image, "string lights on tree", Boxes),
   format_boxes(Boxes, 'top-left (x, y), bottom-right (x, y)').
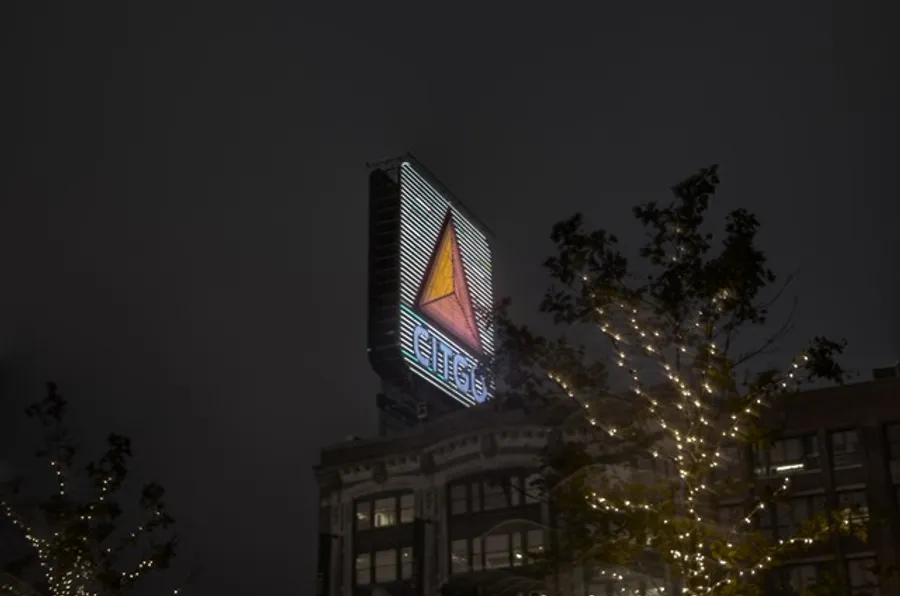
top-left (494, 166), bottom-right (860, 596)
top-left (0, 383), bottom-right (188, 596)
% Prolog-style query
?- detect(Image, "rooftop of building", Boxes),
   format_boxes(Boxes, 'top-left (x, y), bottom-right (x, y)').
top-left (760, 371), bottom-right (900, 431)
top-left (316, 367), bottom-right (900, 472)
top-left (316, 396), bottom-right (583, 470)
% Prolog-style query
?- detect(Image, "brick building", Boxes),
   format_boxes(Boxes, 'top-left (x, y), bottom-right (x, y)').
top-left (730, 369), bottom-right (900, 595)
top-left (314, 369), bottom-right (900, 596)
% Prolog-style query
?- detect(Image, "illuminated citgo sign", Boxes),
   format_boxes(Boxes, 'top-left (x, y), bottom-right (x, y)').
top-left (367, 159), bottom-right (494, 407)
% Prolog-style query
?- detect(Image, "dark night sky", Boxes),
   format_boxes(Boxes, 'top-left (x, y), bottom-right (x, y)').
top-left (2, 1), bottom-right (899, 595)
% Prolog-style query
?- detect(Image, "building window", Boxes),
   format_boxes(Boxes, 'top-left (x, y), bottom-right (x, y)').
top-left (400, 494), bottom-right (415, 523)
top-left (776, 494), bottom-right (825, 537)
top-left (450, 484), bottom-right (467, 516)
top-left (832, 430), bottom-right (861, 467)
top-left (471, 481), bottom-right (482, 513)
top-left (525, 473), bottom-right (541, 503)
top-left (838, 489), bottom-right (870, 523)
top-left (721, 445), bottom-right (742, 468)
top-left (758, 507), bottom-right (774, 539)
top-left (451, 532), bottom-right (542, 574)
top-left (526, 529), bottom-right (544, 554)
top-left (450, 539), bottom-right (468, 574)
top-left (356, 501), bottom-right (372, 531)
top-left (847, 558), bottom-right (878, 596)
top-left (452, 475), bottom-right (543, 515)
top-left (755, 435), bottom-right (819, 476)
top-left (374, 549), bottom-right (396, 583)
top-left (355, 553), bottom-right (371, 585)
top-left (512, 533), bottom-right (524, 566)
top-left (484, 534), bottom-right (510, 569)
top-left (356, 493), bottom-right (415, 529)
top-left (374, 497), bottom-right (397, 528)
top-left (484, 480), bottom-right (508, 510)
top-left (718, 504), bottom-right (743, 529)
top-left (886, 423), bottom-right (900, 460)
top-left (781, 564), bottom-right (818, 592)
top-left (510, 477), bottom-right (522, 506)
top-left (400, 547), bottom-right (413, 580)
top-left (472, 537), bottom-right (483, 571)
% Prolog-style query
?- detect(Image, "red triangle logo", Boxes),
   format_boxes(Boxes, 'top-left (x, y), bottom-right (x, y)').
top-left (417, 214), bottom-right (482, 353)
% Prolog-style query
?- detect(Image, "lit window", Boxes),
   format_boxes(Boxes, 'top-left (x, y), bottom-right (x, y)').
top-left (400, 493), bottom-right (415, 523)
top-left (472, 537), bottom-right (483, 571)
top-left (832, 430), bottom-right (861, 467)
top-left (526, 529), bottom-right (544, 554)
top-left (355, 501), bottom-right (371, 531)
top-left (512, 533), bottom-right (524, 566)
top-left (374, 549), bottom-right (396, 583)
top-left (847, 558), bottom-right (878, 596)
top-left (374, 497), bottom-right (396, 528)
top-left (484, 480), bottom-right (507, 510)
top-left (355, 553), bottom-right (371, 585)
top-left (484, 534), bottom-right (510, 569)
top-left (450, 484), bottom-right (467, 516)
top-left (450, 539), bottom-right (468, 574)
top-left (756, 435), bottom-right (819, 476)
top-left (400, 547), bottom-right (413, 579)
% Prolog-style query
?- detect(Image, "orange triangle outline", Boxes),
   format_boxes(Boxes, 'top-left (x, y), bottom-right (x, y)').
top-left (415, 212), bottom-right (483, 354)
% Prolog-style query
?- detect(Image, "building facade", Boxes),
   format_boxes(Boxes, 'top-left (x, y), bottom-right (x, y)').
top-left (314, 399), bottom-right (594, 596)
top-left (730, 371), bottom-right (900, 595)
top-left (316, 371), bottom-right (900, 596)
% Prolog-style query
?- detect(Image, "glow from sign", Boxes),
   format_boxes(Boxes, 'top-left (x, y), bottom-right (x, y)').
top-left (398, 162), bottom-right (493, 406)
top-left (417, 215), bottom-right (482, 353)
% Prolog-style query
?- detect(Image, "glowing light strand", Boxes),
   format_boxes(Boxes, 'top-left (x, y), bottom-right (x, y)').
top-left (546, 271), bottom-right (841, 595)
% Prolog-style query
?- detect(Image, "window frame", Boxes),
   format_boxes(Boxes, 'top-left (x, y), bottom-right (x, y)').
top-left (354, 552), bottom-right (372, 586)
top-left (355, 545), bottom-right (414, 586)
top-left (399, 493), bottom-right (415, 523)
top-left (484, 534), bottom-right (511, 569)
top-left (781, 563), bottom-right (819, 592)
top-left (400, 547), bottom-right (413, 580)
top-left (526, 529), bottom-right (544, 554)
top-left (837, 488), bottom-right (869, 522)
top-left (355, 500), bottom-right (372, 531)
top-left (373, 548), bottom-right (398, 583)
top-left (831, 429), bottom-right (862, 467)
top-left (775, 493), bottom-right (826, 537)
top-left (448, 473), bottom-right (541, 516)
top-left (449, 539), bottom-right (469, 575)
top-left (483, 479), bottom-right (509, 511)
top-left (448, 531), bottom-right (543, 574)
top-left (373, 496), bottom-right (398, 528)
top-left (846, 557), bottom-right (878, 596)
top-left (754, 434), bottom-right (820, 477)
top-left (355, 492), bottom-right (416, 530)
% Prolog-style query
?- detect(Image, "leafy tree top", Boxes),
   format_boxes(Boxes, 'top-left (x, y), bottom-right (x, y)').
top-left (1, 383), bottom-right (186, 596)
top-left (489, 166), bottom-right (863, 596)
